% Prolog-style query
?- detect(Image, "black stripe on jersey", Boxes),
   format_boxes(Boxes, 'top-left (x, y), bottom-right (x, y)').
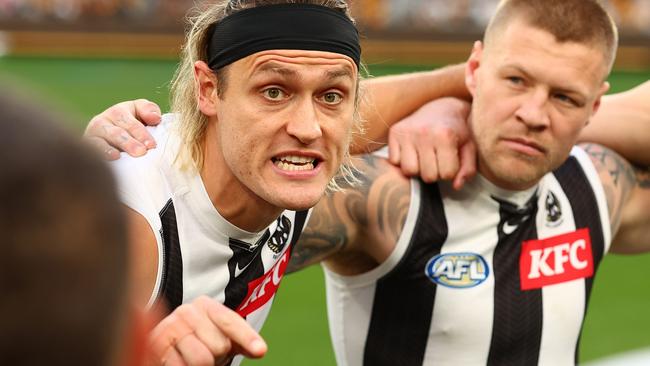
top-left (159, 199), bottom-right (184, 311)
top-left (224, 231), bottom-right (269, 310)
top-left (224, 211), bottom-right (308, 311)
top-left (488, 194), bottom-right (543, 366)
top-left (363, 182), bottom-right (448, 366)
top-left (290, 210), bottom-right (309, 251)
top-left (554, 156), bottom-right (606, 364)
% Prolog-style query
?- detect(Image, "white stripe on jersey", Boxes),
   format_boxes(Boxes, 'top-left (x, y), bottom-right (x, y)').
top-left (424, 178), bottom-right (502, 365)
top-left (324, 180), bottom-right (421, 366)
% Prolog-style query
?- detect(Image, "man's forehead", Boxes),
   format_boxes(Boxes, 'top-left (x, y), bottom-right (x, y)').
top-left (487, 24), bottom-right (607, 93)
top-left (242, 50), bottom-right (358, 79)
top-left (498, 62), bottom-right (597, 97)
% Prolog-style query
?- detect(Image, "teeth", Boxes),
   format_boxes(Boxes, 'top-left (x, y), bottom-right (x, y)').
top-left (276, 155), bottom-right (315, 164)
top-left (272, 155), bottom-right (317, 172)
top-left (274, 160), bottom-right (315, 171)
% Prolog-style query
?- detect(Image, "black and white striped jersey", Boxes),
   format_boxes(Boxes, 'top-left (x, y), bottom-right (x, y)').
top-left (111, 115), bottom-right (310, 365)
top-left (325, 147), bottom-right (610, 366)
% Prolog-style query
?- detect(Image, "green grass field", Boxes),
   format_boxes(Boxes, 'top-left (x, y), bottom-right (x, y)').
top-left (1, 56), bottom-right (649, 365)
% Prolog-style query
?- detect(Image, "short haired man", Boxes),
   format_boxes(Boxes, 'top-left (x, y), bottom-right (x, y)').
top-left (305, 1), bottom-right (650, 365)
top-left (0, 92), bottom-right (150, 366)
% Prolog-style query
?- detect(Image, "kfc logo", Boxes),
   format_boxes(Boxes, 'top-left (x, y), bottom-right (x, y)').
top-left (236, 248), bottom-right (290, 317)
top-left (520, 229), bottom-right (593, 290)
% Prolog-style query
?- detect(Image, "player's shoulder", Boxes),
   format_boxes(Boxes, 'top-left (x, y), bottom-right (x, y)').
top-left (109, 114), bottom-right (181, 208)
top-left (110, 113), bottom-right (178, 179)
top-left (354, 149), bottom-right (410, 186)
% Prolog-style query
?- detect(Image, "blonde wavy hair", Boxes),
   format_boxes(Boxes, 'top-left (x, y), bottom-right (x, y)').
top-left (169, 0), bottom-right (366, 191)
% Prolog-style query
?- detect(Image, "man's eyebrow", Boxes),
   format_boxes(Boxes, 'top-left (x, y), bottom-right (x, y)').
top-left (505, 64), bottom-right (533, 80)
top-left (325, 68), bottom-right (354, 81)
top-left (254, 62), bottom-right (299, 78)
top-left (505, 64), bottom-right (587, 97)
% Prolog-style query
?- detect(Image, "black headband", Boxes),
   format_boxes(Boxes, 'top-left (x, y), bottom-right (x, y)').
top-left (207, 4), bottom-right (361, 70)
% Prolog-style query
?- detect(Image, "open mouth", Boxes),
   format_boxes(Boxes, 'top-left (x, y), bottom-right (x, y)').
top-left (272, 155), bottom-right (319, 171)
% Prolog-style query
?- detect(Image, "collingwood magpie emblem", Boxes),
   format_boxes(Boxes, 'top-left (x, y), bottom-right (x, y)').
top-left (545, 191), bottom-right (563, 226)
top-left (267, 215), bottom-right (291, 254)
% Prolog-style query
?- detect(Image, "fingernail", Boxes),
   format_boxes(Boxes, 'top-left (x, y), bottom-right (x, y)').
top-left (144, 140), bottom-right (156, 149)
top-left (250, 339), bottom-right (267, 354)
top-left (150, 109), bottom-right (161, 117)
top-left (134, 145), bottom-right (146, 156)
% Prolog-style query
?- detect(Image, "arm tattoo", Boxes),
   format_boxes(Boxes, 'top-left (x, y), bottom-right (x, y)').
top-left (581, 143), bottom-right (637, 231)
top-left (375, 178), bottom-right (410, 245)
top-left (287, 197), bottom-right (348, 273)
top-left (287, 155), bottom-right (401, 273)
top-left (635, 165), bottom-right (650, 189)
top-left (582, 143), bottom-right (635, 186)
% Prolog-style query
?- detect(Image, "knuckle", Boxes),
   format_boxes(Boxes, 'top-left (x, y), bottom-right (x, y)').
top-left (401, 164), bottom-right (418, 176)
top-left (432, 127), bottom-right (457, 143)
top-left (106, 106), bottom-right (124, 121)
top-left (195, 295), bottom-right (212, 307)
top-left (439, 170), bottom-right (455, 180)
top-left (421, 171), bottom-right (437, 183)
top-left (86, 116), bottom-right (102, 131)
top-left (213, 338), bottom-right (232, 356)
top-left (175, 304), bottom-right (195, 319)
top-left (194, 353), bottom-right (214, 366)
top-left (107, 128), bottom-right (123, 141)
top-left (416, 125), bottom-right (432, 138)
top-left (196, 295), bottom-right (211, 302)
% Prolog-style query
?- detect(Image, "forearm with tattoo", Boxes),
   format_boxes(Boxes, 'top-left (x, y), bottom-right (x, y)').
top-left (287, 155), bottom-right (409, 273)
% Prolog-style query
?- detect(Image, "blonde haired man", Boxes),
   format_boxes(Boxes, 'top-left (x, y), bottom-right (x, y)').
top-left (99, 1), bottom-right (472, 365)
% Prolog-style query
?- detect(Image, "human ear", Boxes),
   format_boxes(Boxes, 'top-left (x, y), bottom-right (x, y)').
top-left (465, 41), bottom-right (483, 98)
top-left (591, 81), bottom-right (611, 116)
top-left (194, 61), bottom-right (220, 116)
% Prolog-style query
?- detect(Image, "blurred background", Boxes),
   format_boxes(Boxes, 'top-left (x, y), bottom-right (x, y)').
top-left (1, 1), bottom-right (649, 365)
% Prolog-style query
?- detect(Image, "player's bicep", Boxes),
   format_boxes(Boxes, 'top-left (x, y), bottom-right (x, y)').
top-left (125, 206), bottom-right (160, 306)
top-left (287, 196), bottom-right (356, 273)
top-left (287, 155), bottom-right (386, 273)
top-left (610, 166), bottom-right (650, 253)
top-left (580, 143), bottom-right (650, 253)
top-left (581, 143), bottom-right (635, 232)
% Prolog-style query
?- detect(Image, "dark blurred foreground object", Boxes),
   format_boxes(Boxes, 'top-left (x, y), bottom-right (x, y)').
top-left (0, 91), bottom-right (141, 366)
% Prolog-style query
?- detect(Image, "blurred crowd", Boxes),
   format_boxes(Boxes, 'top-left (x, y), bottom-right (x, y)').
top-left (353, 0), bottom-right (650, 35)
top-left (1, 0), bottom-right (649, 35)
top-left (0, 0), bottom-right (192, 23)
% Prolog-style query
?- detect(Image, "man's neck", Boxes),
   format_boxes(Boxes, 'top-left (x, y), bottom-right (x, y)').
top-left (200, 129), bottom-right (283, 233)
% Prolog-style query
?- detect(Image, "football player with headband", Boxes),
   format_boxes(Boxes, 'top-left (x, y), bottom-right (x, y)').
top-left (102, 1), bottom-right (472, 366)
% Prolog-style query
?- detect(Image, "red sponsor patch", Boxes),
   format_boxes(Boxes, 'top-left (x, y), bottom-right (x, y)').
top-left (236, 248), bottom-right (291, 317)
top-left (520, 228), bottom-right (593, 290)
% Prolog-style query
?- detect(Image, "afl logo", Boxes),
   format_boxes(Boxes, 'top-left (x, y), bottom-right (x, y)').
top-left (425, 252), bottom-right (489, 288)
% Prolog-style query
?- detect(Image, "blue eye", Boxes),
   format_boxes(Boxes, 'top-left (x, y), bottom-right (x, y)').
top-left (507, 76), bottom-right (524, 85)
top-left (554, 93), bottom-right (578, 106)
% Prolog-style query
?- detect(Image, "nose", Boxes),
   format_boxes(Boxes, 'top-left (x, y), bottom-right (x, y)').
top-left (286, 97), bottom-right (323, 145)
top-left (515, 89), bottom-right (551, 130)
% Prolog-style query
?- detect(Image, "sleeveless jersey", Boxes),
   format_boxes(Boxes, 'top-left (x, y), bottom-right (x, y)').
top-left (325, 147), bottom-right (611, 366)
top-left (111, 115), bottom-right (310, 365)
